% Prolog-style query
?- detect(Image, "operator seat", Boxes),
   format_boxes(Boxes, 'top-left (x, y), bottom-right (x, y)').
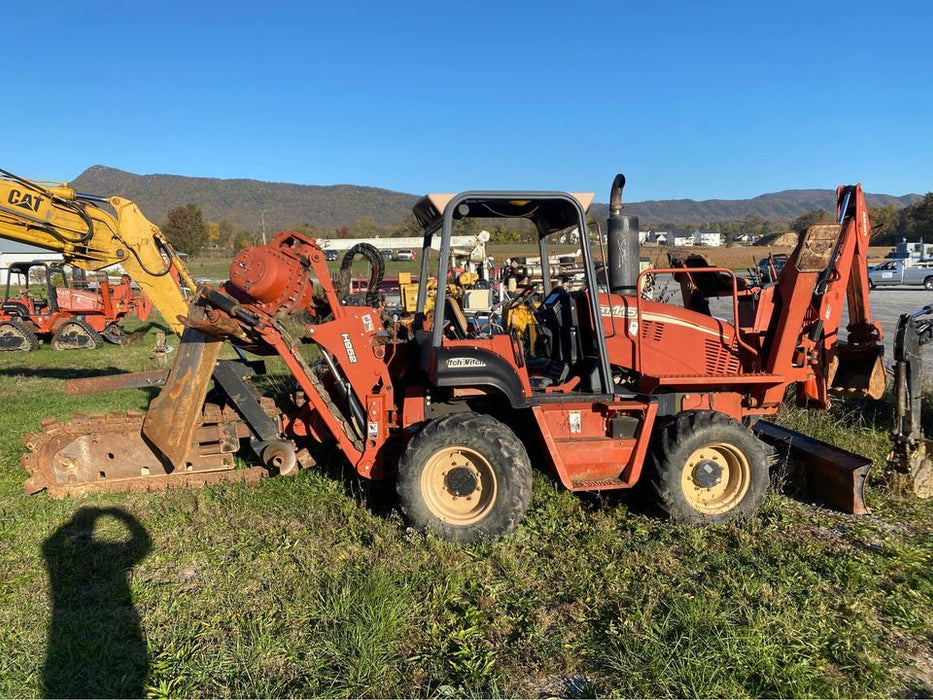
top-left (569, 291), bottom-right (610, 393)
top-left (535, 287), bottom-right (580, 365)
top-left (443, 295), bottom-right (469, 339)
top-left (527, 287), bottom-right (581, 390)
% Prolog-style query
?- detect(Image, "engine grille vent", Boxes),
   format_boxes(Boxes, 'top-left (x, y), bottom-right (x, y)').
top-left (704, 338), bottom-right (741, 375)
top-left (641, 320), bottom-right (665, 343)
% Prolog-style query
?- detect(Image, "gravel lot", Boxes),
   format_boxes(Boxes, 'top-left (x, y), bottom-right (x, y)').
top-left (863, 286), bottom-right (933, 379)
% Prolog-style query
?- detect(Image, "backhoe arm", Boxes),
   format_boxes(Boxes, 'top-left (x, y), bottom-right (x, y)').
top-left (0, 169), bottom-right (193, 335)
top-left (888, 307), bottom-right (933, 498)
top-left (818, 185), bottom-right (885, 400)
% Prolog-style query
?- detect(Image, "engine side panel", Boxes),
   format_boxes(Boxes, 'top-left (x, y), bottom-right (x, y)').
top-left (595, 293), bottom-right (741, 379)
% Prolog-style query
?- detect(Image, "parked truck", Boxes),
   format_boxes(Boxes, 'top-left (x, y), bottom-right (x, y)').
top-left (868, 259), bottom-right (933, 289)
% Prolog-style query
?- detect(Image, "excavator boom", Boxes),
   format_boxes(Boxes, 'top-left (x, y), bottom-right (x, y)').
top-left (0, 169), bottom-right (192, 335)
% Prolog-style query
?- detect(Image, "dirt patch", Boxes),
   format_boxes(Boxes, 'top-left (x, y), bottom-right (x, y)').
top-left (641, 245), bottom-right (794, 270)
top-left (757, 231), bottom-right (800, 247)
top-left (893, 635), bottom-right (933, 698)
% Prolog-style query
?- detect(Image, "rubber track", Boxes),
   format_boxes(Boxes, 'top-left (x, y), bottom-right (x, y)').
top-left (0, 318), bottom-right (39, 351)
top-left (52, 317), bottom-right (104, 350)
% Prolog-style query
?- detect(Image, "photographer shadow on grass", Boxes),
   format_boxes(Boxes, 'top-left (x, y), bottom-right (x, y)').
top-left (42, 507), bottom-right (152, 698)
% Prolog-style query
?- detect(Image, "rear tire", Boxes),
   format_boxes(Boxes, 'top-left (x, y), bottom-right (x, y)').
top-left (645, 410), bottom-right (769, 524)
top-left (0, 318), bottom-right (39, 351)
top-left (924, 277), bottom-right (933, 290)
top-left (51, 318), bottom-right (105, 350)
top-left (397, 413), bottom-right (532, 542)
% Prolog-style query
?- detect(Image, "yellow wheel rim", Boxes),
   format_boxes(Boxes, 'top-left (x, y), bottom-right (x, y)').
top-left (421, 445), bottom-right (497, 525)
top-left (680, 442), bottom-right (751, 515)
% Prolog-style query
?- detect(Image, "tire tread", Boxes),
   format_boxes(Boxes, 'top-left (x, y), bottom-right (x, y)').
top-left (646, 410), bottom-right (769, 525)
top-left (397, 412), bottom-right (532, 542)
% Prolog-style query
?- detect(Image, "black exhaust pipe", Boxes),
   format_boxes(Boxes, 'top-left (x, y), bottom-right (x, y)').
top-left (607, 174), bottom-right (640, 295)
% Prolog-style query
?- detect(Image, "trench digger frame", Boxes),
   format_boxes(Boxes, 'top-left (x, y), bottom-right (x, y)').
top-left (22, 175), bottom-right (891, 540)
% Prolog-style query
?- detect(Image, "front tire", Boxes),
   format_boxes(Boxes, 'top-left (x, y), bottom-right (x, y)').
top-left (924, 277), bottom-right (933, 290)
top-left (646, 410), bottom-right (769, 524)
top-left (397, 413), bottom-right (532, 542)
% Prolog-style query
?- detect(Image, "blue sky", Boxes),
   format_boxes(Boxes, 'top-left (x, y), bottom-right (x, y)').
top-left (3, 0), bottom-right (930, 201)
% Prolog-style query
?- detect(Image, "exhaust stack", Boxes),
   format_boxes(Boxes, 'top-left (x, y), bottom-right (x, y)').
top-left (607, 174), bottom-right (640, 295)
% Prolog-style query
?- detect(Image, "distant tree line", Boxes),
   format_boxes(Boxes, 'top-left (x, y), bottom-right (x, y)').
top-left (159, 192), bottom-right (933, 256)
top-left (879, 193), bottom-right (933, 244)
top-left (159, 203), bottom-right (538, 255)
top-left (161, 203), bottom-right (265, 255)
top-left (777, 196), bottom-right (933, 244)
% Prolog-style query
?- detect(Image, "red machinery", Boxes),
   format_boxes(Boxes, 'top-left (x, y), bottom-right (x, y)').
top-left (23, 176), bottom-right (885, 541)
top-left (0, 261), bottom-right (153, 350)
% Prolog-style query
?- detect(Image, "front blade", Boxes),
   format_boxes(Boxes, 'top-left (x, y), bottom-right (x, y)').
top-left (754, 420), bottom-right (871, 514)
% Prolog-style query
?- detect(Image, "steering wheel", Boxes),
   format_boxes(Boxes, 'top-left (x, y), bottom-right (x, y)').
top-left (506, 284), bottom-right (538, 311)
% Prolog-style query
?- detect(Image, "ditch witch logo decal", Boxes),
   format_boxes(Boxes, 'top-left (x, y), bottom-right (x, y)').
top-left (446, 357), bottom-right (487, 369)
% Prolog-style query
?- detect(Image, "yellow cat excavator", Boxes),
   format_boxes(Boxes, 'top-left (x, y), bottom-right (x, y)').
top-left (0, 168), bottom-right (193, 335)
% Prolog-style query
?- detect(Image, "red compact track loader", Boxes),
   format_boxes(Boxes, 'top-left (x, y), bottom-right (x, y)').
top-left (23, 175), bottom-right (887, 541)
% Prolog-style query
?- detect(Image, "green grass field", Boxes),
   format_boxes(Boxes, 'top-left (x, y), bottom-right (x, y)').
top-left (0, 318), bottom-right (932, 697)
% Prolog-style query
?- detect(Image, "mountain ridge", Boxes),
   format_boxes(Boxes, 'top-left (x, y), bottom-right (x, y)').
top-left (70, 165), bottom-right (923, 232)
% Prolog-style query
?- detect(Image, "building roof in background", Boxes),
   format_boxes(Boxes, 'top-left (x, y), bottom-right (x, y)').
top-left (0, 241), bottom-right (55, 254)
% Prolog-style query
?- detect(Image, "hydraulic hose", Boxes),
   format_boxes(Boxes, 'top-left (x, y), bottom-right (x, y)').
top-left (337, 242), bottom-right (385, 307)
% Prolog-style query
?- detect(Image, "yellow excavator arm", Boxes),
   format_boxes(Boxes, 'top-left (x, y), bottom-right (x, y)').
top-left (0, 168), bottom-right (193, 335)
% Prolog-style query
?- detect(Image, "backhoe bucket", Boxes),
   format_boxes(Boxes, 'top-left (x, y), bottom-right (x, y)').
top-left (142, 309), bottom-right (222, 469)
top-left (119, 329), bottom-right (150, 346)
top-left (753, 420), bottom-right (871, 514)
top-left (828, 342), bottom-right (886, 400)
top-left (888, 439), bottom-right (933, 499)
